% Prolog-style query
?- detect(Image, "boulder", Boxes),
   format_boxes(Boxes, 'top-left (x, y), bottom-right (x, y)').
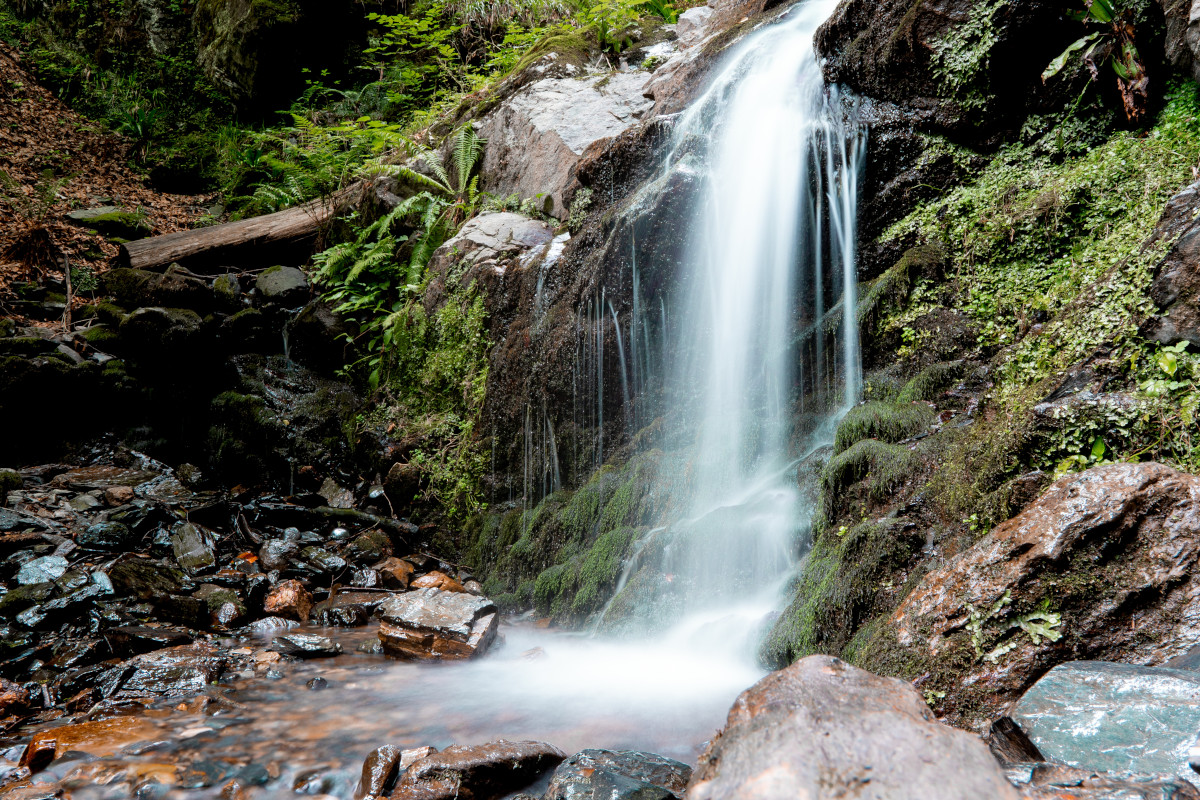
top-left (356, 744), bottom-right (403, 799)
top-left (377, 588), bottom-right (499, 660)
top-left (118, 306), bottom-right (204, 357)
top-left (813, 0), bottom-right (1073, 137)
top-left (1011, 661), bottom-right (1200, 781)
top-left (427, 213), bottom-right (555, 276)
top-left (864, 463), bottom-right (1200, 723)
top-left (546, 750), bottom-right (692, 800)
top-left (1144, 204), bottom-right (1200, 347)
top-left (476, 73), bottom-right (653, 218)
top-left (392, 740), bottom-right (566, 800)
top-left (686, 655), bottom-right (1020, 800)
top-left (263, 579), bottom-right (312, 622)
top-left (676, 6), bottom-right (713, 45)
top-left (76, 521), bottom-right (138, 550)
top-left (65, 206), bottom-right (151, 240)
top-left (255, 265), bottom-right (309, 306)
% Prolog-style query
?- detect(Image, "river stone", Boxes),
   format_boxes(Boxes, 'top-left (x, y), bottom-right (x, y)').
top-left (170, 522), bottom-right (216, 575)
top-left (263, 579), bottom-right (312, 622)
top-left (255, 266), bottom-right (309, 306)
top-left (392, 740), bottom-right (566, 800)
top-left (687, 655), bottom-right (1020, 800)
top-left (117, 643), bottom-right (228, 698)
top-left (269, 632), bottom-right (342, 658)
top-left (1012, 661), bottom-right (1200, 781)
top-left (356, 744), bottom-right (403, 799)
top-left (259, 538), bottom-right (299, 572)
top-left (877, 462), bottom-right (1200, 723)
top-left (546, 750), bottom-right (692, 800)
top-left (476, 71), bottom-right (653, 218)
top-left (16, 555), bottom-right (68, 585)
top-left (76, 521), bottom-right (137, 551)
top-left (377, 588), bottom-right (499, 660)
top-left (312, 590), bottom-right (388, 627)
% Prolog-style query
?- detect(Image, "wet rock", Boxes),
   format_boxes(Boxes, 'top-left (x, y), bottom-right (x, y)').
top-left (15, 555), bottom-right (68, 585)
top-left (355, 744), bottom-right (403, 799)
top-left (377, 589), bottom-right (499, 660)
top-left (50, 465), bottom-right (158, 490)
top-left (463, 580), bottom-right (484, 596)
top-left (118, 307), bottom-right (204, 356)
top-left (306, 676), bottom-right (328, 690)
top-left (1011, 661), bottom-right (1200, 781)
top-left (76, 521), bottom-right (138, 551)
top-left (299, 545), bottom-right (346, 575)
top-left (383, 461), bottom-right (421, 507)
top-left (20, 717), bottom-right (160, 769)
top-left (263, 579), bottom-right (312, 622)
top-left (1144, 203), bottom-right (1200, 347)
top-left (343, 530), bottom-right (392, 565)
top-left (546, 749), bottom-right (692, 800)
top-left (376, 557), bottom-right (414, 590)
top-left (0, 677), bottom-right (29, 716)
top-left (241, 616), bottom-right (298, 636)
top-left (317, 476), bottom-right (355, 509)
top-left (103, 625), bottom-right (195, 655)
top-left (255, 266), bottom-right (309, 306)
top-left (393, 740), bottom-right (566, 800)
top-left (312, 590), bottom-right (388, 626)
top-left (286, 301), bottom-right (349, 373)
top-left (0, 582), bottom-right (54, 618)
top-left (687, 655), bottom-right (1019, 800)
top-left (259, 538), bottom-right (299, 572)
top-left (106, 555), bottom-right (185, 600)
top-left (170, 521), bottom-right (216, 575)
top-left (118, 643), bottom-right (228, 698)
top-left (874, 463), bottom-right (1200, 723)
top-left (194, 584), bottom-right (247, 626)
top-left (1010, 762), bottom-right (1200, 799)
top-left (411, 571), bottom-right (466, 593)
top-left (269, 632), bottom-right (342, 658)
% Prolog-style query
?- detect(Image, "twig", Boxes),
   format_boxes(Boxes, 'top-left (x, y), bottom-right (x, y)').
top-left (61, 254), bottom-right (71, 332)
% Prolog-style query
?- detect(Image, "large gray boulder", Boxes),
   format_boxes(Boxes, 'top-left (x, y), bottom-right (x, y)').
top-left (687, 655), bottom-right (1020, 799)
top-left (377, 588), bottom-right (499, 660)
top-left (428, 212), bottom-right (555, 275)
top-left (476, 73), bottom-right (653, 218)
top-left (1012, 661), bottom-right (1200, 782)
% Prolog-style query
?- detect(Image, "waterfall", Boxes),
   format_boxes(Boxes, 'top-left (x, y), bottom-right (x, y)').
top-left (607, 0), bottom-right (865, 636)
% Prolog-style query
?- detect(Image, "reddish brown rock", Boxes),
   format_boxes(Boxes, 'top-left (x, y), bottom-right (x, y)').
top-left (20, 717), bottom-right (161, 768)
top-left (687, 655), bottom-right (1019, 800)
top-left (870, 463), bottom-right (1200, 724)
top-left (392, 740), bottom-right (565, 800)
top-left (411, 571), bottom-right (466, 594)
top-left (263, 579), bottom-right (312, 622)
top-left (102, 485), bottom-right (136, 506)
top-left (377, 589), bottom-right (499, 660)
top-left (0, 677), bottom-right (29, 716)
top-left (376, 557), bottom-right (414, 590)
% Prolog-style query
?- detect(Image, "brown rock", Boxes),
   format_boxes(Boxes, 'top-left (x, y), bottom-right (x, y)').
top-left (356, 744), bottom-right (403, 800)
top-left (0, 677), bottom-right (29, 716)
top-left (411, 571), bottom-right (466, 594)
top-left (687, 655), bottom-right (1019, 800)
top-left (392, 740), bottom-right (565, 800)
top-left (376, 557), bottom-right (414, 590)
top-left (463, 579), bottom-right (484, 596)
top-left (20, 717), bottom-right (161, 768)
top-left (876, 463), bottom-right (1200, 724)
top-left (377, 589), bottom-right (499, 660)
top-left (263, 579), bottom-right (312, 622)
top-left (102, 485), bottom-right (136, 506)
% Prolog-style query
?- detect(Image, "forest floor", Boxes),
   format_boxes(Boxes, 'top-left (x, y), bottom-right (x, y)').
top-left (0, 43), bottom-right (206, 304)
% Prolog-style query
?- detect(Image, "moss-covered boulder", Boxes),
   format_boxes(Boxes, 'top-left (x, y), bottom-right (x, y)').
top-left (66, 207), bottom-right (151, 240)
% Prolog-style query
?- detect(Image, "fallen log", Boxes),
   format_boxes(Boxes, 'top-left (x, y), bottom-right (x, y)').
top-left (118, 183), bottom-right (363, 273)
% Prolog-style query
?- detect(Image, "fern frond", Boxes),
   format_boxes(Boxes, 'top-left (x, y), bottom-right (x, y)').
top-left (451, 126), bottom-right (485, 192)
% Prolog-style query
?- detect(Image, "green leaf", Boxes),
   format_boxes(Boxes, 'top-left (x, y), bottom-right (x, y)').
top-left (1086, 0), bottom-right (1114, 23)
top-left (1042, 33), bottom-right (1102, 84)
top-left (1158, 349), bottom-right (1179, 377)
top-left (1090, 437), bottom-right (1106, 461)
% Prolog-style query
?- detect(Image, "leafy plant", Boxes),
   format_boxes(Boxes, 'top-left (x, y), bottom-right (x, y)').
top-left (1042, 0), bottom-right (1148, 123)
top-left (967, 590), bottom-right (1063, 663)
top-left (585, 0), bottom-right (640, 53)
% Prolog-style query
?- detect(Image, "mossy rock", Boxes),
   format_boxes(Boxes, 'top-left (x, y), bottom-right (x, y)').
top-left (66, 207), bottom-right (151, 240)
top-left (0, 337), bottom-right (59, 357)
top-left (897, 360), bottom-right (966, 403)
top-left (821, 439), bottom-right (923, 522)
top-left (81, 325), bottom-right (121, 350)
top-left (833, 401), bottom-right (934, 455)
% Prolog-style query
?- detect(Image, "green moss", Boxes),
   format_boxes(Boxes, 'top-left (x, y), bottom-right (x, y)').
top-left (930, 0), bottom-right (1005, 115)
top-left (897, 360), bottom-right (966, 403)
top-left (571, 526), bottom-right (635, 616)
top-left (821, 439), bottom-right (922, 520)
top-left (760, 519), bottom-right (918, 668)
top-left (833, 401), bottom-right (934, 455)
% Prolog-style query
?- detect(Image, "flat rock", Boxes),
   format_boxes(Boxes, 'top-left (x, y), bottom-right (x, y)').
top-left (1012, 661), bottom-right (1200, 781)
top-left (393, 740), bottom-right (566, 800)
top-left (687, 655), bottom-right (1019, 800)
top-left (15, 555), bottom-right (68, 585)
top-left (77, 521), bottom-right (137, 550)
top-left (1011, 762), bottom-right (1200, 799)
top-left (377, 588), bottom-right (498, 660)
top-left (103, 625), bottom-right (195, 655)
top-left (117, 643), bottom-right (228, 698)
top-left (255, 266), bottom-right (309, 306)
top-left (411, 570), bottom-right (465, 593)
top-left (312, 590), bottom-right (389, 626)
top-left (546, 749), bottom-right (692, 800)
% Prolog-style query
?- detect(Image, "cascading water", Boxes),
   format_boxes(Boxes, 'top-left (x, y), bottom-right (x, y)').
top-left (601, 0), bottom-right (865, 644)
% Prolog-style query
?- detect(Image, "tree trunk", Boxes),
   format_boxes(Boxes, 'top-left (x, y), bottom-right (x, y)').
top-left (118, 184), bottom-right (363, 273)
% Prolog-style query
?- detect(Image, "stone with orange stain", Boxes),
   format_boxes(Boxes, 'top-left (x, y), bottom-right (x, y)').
top-left (21, 717), bottom-right (161, 768)
top-left (410, 571), bottom-right (465, 594)
top-left (376, 557), bottom-right (414, 590)
top-left (0, 677), bottom-right (29, 716)
top-left (263, 579), bottom-right (312, 622)
top-left (378, 589), bottom-right (499, 661)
